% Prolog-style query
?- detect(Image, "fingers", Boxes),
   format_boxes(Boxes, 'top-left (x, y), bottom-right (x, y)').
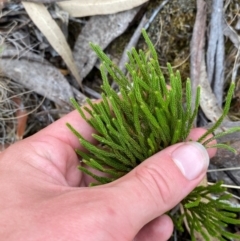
top-left (108, 141), bottom-right (210, 236)
top-left (134, 215), bottom-right (173, 241)
top-left (34, 99), bottom-right (103, 151)
top-left (8, 107), bottom-right (100, 187)
top-left (33, 109), bottom-right (98, 151)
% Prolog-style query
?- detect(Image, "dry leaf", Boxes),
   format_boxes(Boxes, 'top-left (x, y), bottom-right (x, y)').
top-left (199, 57), bottom-right (224, 123)
top-left (57, 0), bottom-right (148, 17)
top-left (22, 2), bottom-right (82, 88)
top-left (73, 7), bottom-right (140, 80)
top-left (223, 20), bottom-right (240, 49)
top-left (0, 47), bottom-right (77, 106)
top-left (12, 97), bottom-right (28, 140)
top-left (9, 0), bottom-right (64, 3)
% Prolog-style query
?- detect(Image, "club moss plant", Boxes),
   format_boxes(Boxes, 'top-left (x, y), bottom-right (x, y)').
top-left (67, 30), bottom-right (240, 240)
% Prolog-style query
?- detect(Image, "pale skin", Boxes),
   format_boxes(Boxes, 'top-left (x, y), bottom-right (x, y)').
top-left (0, 109), bottom-right (216, 241)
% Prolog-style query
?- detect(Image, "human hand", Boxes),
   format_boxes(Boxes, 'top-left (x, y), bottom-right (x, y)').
top-left (0, 109), bottom-right (216, 241)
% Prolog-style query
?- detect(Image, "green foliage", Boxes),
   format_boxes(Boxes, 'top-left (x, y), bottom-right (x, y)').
top-left (178, 182), bottom-right (240, 241)
top-left (67, 29), bottom-right (240, 240)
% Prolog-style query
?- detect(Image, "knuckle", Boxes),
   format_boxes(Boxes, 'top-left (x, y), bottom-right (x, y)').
top-left (134, 164), bottom-right (174, 208)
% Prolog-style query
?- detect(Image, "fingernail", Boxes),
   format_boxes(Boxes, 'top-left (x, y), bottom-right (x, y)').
top-left (172, 142), bottom-right (209, 180)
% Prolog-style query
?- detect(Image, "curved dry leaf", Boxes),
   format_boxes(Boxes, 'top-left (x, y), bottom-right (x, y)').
top-left (57, 0), bottom-right (148, 17)
top-left (223, 20), bottom-right (240, 49)
top-left (22, 2), bottom-right (82, 88)
top-left (0, 47), bottom-right (76, 106)
top-left (12, 97), bottom-right (28, 140)
top-left (199, 57), bottom-right (224, 123)
top-left (10, 0), bottom-right (65, 3)
top-left (73, 7), bottom-right (140, 79)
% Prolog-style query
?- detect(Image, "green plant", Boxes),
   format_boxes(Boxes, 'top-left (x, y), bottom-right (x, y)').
top-left (67, 30), bottom-right (240, 240)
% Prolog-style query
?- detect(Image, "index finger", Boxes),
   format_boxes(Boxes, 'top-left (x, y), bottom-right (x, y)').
top-left (35, 107), bottom-right (97, 151)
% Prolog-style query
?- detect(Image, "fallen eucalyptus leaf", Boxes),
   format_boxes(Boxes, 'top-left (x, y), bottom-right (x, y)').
top-left (11, 0), bottom-right (66, 4)
top-left (73, 7), bottom-right (140, 80)
top-left (57, 0), bottom-right (148, 17)
top-left (12, 97), bottom-right (28, 140)
top-left (223, 20), bottom-right (240, 49)
top-left (199, 58), bottom-right (224, 122)
top-left (0, 47), bottom-right (75, 107)
top-left (22, 2), bottom-right (82, 88)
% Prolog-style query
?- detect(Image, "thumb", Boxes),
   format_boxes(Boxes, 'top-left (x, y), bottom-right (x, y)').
top-left (111, 141), bottom-right (209, 233)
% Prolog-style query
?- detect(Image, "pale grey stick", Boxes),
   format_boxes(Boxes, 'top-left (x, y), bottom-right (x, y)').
top-left (117, 14), bottom-right (148, 75)
top-left (207, 0), bottom-right (224, 106)
top-left (190, 0), bottom-right (207, 112)
top-left (207, 0), bottom-right (220, 86)
top-left (112, 0), bottom-right (171, 89)
top-left (144, 0), bottom-right (171, 30)
top-left (214, 17), bottom-right (224, 106)
top-left (118, 0), bottom-right (171, 74)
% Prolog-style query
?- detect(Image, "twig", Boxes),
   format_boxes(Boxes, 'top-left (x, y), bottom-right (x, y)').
top-left (112, 0), bottom-right (171, 89)
top-left (222, 20), bottom-right (240, 49)
top-left (0, 96), bottom-right (45, 121)
top-left (231, 48), bottom-right (240, 83)
top-left (35, 109), bottom-right (69, 116)
top-left (222, 20), bottom-right (240, 83)
top-left (117, 14), bottom-right (148, 75)
top-left (208, 166), bottom-right (240, 172)
top-left (71, 86), bottom-right (87, 105)
top-left (209, 165), bottom-right (240, 195)
top-left (143, 0), bottom-right (171, 30)
top-left (222, 168), bottom-right (240, 187)
top-left (209, 183), bottom-right (240, 190)
top-left (207, 0), bottom-right (224, 106)
top-left (190, 0), bottom-right (207, 114)
top-left (83, 86), bottom-right (102, 99)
